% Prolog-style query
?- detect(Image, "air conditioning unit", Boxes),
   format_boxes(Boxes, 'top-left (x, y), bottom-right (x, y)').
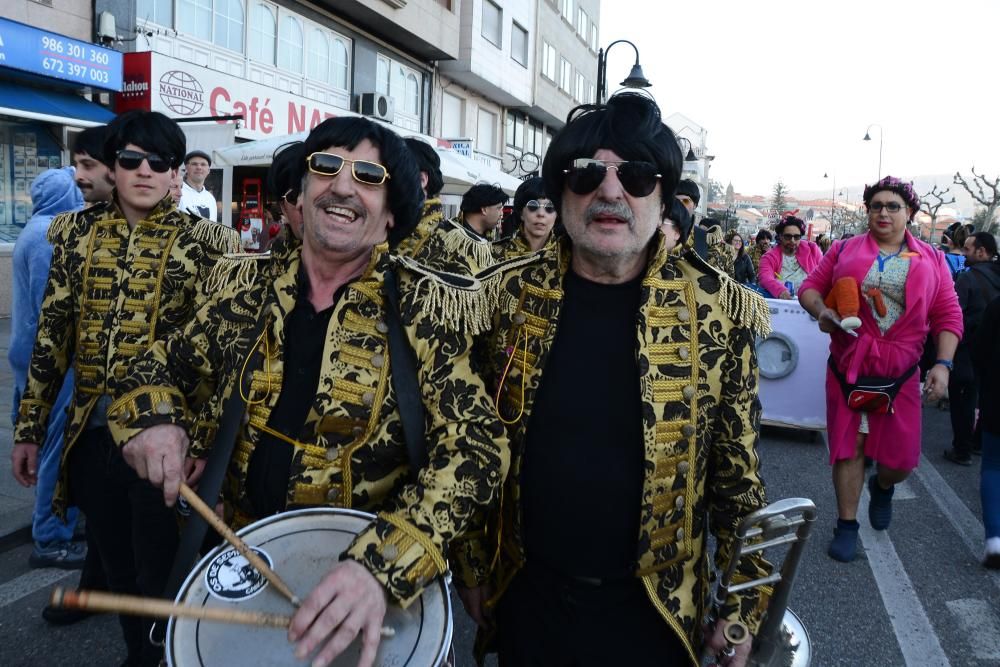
top-left (358, 93), bottom-right (394, 123)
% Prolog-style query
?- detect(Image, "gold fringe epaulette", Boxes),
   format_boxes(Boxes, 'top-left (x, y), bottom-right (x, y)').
top-left (719, 275), bottom-right (772, 337)
top-left (392, 255), bottom-right (493, 334)
top-left (704, 225), bottom-right (724, 246)
top-left (682, 248), bottom-right (771, 337)
top-left (396, 197), bottom-right (443, 258)
top-left (204, 251), bottom-right (269, 295)
top-left (190, 218), bottom-right (242, 253)
top-left (45, 211), bottom-right (79, 244)
top-left (440, 219), bottom-right (496, 271)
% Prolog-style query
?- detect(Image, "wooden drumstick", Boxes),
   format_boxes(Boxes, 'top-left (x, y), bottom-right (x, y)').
top-left (179, 483), bottom-right (301, 608)
top-left (49, 587), bottom-right (397, 638)
top-left (51, 587), bottom-right (292, 628)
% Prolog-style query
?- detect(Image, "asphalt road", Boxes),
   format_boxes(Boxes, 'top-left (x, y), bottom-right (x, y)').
top-left (0, 404), bottom-right (996, 666)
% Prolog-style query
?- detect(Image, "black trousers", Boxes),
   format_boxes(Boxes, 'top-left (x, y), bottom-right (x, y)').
top-left (949, 349), bottom-right (981, 457)
top-left (68, 427), bottom-right (179, 666)
top-left (496, 565), bottom-right (690, 667)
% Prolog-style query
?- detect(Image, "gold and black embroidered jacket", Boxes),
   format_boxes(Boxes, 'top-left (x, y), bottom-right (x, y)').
top-left (105, 242), bottom-right (509, 607)
top-left (13, 195), bottom-right (240, 515)
top-left (453, 233), bottom-right (774, 666)
top-left (396, 198), bottom-right (497, 275)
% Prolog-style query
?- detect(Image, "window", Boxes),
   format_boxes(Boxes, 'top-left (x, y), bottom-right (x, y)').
top-left (137, 0), bottom-right (173, 27)
top-left (477, 108), bottom-right (498, 155)
top-left (542, 42), bottom-right (556, 80)
top-left (442, 92), bottom-right (463, 138)
top-left (561, 0), bottom-right (574, 21)
top-left (278, 16), bottom-right (303, 74)
top-left (378, 55), bottom-right (422, 117)
top-left (248, 3), bottom-right (276, 65)
top-left (590, 21), bottom-right (599, 51)
top-left (511, 22), bottom-right (528, 67)
top-left (482, 0), bottom-right (502, 48)
top-left (178, 0), bottom-right (212, 42)
top-left (576, 8), bottom-right (587, 37)
top-left (586, 81), bottom-right (595, 103)
top-left (575, 72), bottom-right (585, 102)
top-left (308, 29), bottom-right (330, 84)
top-left (332, 38), bottom-right (349, 90)
top-left (560, 58), bottom-right (572, 93)
top-left (376, 56), bottom-right (390, 95)
top-left (213, 0), bottom-right (244, 52)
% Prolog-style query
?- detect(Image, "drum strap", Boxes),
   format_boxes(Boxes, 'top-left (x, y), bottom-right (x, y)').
top-left (153, 296), bottom-right (273, 643)
top-left (383, 265), bottom-right (429, 478)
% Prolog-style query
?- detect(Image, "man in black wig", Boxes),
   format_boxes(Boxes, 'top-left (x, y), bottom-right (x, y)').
top-left (452, 92), bottom-right (773, 667)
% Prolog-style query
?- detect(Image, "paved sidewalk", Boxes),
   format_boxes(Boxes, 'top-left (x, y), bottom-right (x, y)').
top-left (0, 317), bottom-right (34, 550)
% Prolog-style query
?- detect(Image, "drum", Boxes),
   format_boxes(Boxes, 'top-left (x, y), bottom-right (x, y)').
top-left (166, 508), bottom-right (452, 666)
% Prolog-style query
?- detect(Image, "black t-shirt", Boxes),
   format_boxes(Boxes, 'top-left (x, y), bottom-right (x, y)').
top-left (245, 271), bottom-right (348, 517)
top-left (521, 267), bottom-right (645, 578)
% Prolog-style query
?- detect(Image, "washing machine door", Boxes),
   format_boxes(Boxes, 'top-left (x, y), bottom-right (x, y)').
top-left (757, 332), bottom-right (798, 380)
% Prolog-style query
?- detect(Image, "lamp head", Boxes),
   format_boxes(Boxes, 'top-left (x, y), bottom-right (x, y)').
top-left (621, 64), bottom-right (651, 89)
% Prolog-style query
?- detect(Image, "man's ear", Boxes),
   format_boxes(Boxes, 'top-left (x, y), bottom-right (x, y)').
top-left (385, 212), bottom-right (395, 230)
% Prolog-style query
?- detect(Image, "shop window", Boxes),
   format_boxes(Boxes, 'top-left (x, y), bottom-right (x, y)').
top-left (214, 0), bottom-right (244, 52)
top-left (178, 0), bottom-right (213, 42)
top-left (137, 0), bottom-right (173, 27)
top-left (278, 15), bottom-right (303, 74)
top-left (308, 29), bottom-right (330, 83)
top-left (248, 2), bottom-right (276, 65)
top-left (332, 38), bottom-right (349, 90)
top-left (482, 1), bottom-right (502, 48)
top-left (511, 22), bottom-right (528, 67)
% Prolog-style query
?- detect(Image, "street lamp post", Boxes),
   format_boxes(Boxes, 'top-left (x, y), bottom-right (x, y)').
top-left (863, 124), bottom-right (884, 181)
top-left (676, 136), bottom-right (697, 162)
top-left (595, 40), bottom-right (651, 104)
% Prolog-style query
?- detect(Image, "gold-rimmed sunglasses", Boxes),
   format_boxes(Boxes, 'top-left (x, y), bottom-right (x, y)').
top-left (306, 152), bottom-right (391, 186)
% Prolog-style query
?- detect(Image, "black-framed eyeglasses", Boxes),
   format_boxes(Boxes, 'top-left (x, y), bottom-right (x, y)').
top-left (563, 158), bottom-right (661, 198)
top-left (868, 202), bottom-right (903, 213)
top-left (116, 149), bottom-right (172, 173)
top-left (306, 152), bottom-right (391, 186)
top-left (525, 200), bottom-right (556, 214)
top-left (282, 188), bottom-right (298, 205)
top-left (781, 233), bottom-right (802, 241)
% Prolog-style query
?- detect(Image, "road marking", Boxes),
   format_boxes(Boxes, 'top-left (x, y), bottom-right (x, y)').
top-left (945, 599), bottom-right (1000, 660)
top-left (894, 478), bottom-right (916, 500)
top-left (914, 455), bottom-right (1000, 591)
top-left (0, 568), bottom-right (75, 608)
top-left (859, 487), bottom-right (950, 666)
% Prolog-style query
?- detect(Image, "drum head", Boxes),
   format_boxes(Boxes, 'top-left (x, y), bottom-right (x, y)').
top-left (167, 508), bottom-right (452, 666)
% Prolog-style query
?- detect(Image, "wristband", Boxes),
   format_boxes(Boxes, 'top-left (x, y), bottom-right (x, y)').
top-left (934, 359), bottom-right (953, 371)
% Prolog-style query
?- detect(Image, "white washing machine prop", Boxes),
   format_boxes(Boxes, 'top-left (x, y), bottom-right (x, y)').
top-left (756, 299), bottom-right (829, 430)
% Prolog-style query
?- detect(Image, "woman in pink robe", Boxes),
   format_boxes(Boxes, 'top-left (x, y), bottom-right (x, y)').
top-left (799, 176), bottom-right (962, 563)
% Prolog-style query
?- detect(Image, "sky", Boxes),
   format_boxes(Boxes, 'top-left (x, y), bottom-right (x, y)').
top-left (599, 0), bottom-right (999, 206)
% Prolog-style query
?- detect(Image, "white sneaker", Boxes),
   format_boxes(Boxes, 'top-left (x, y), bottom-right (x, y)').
top-left (985, 537), bottom-right (1000, 570)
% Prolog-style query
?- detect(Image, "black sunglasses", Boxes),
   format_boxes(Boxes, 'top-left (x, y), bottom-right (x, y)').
top-left (563, 158), bottom-right (661, 197)
top-left (307, 152), bottom-right (390, 185)
top-left (525, 200), bottom-right (555, 214)
top-left (781, 233), bottom-right (802, 241)
top-left (116, 149), bottom-right (172, 173)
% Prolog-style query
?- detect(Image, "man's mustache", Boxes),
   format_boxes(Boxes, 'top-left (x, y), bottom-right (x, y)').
top-left (585, 201), bottom-right (634, 225)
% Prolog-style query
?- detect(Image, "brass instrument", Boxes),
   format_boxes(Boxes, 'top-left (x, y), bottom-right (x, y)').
top-left (704, 497), bottom-right (817, 667)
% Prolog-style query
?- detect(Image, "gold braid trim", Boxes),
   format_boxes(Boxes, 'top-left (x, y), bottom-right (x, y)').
top-left (381, 512), bottom-right (448, 575)
top-left (190, 218), bottom-right (242, 253)
top-left (392, 255), bottom-right (492, 334)
top-left (719, 274), bottom-right (772, 337)
top-left (203, 253), bottom-right (266, 295)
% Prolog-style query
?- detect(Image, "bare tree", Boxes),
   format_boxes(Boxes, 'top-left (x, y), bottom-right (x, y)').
top-left (954, 168), bottom-right (1000, 233)
top-left (919, 185), bottom-right (956, 242)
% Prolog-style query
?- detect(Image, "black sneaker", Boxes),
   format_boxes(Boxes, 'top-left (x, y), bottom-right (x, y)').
top-left (29, 541), bottom-right (86, 569)
top-left (41, 604), bottom-right (93, 625)
top-left (943, 449), bottom-right (973, 466)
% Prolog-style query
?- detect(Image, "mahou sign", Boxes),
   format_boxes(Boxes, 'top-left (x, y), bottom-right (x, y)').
top-left (116, 52), bottom-right (351, 139)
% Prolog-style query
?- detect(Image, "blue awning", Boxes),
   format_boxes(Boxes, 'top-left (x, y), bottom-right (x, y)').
top-left (0, 81), bottom-right (115, 127)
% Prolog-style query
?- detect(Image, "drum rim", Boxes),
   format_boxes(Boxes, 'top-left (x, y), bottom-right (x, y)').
top-left (166, 506), bottom-right (453, 666)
